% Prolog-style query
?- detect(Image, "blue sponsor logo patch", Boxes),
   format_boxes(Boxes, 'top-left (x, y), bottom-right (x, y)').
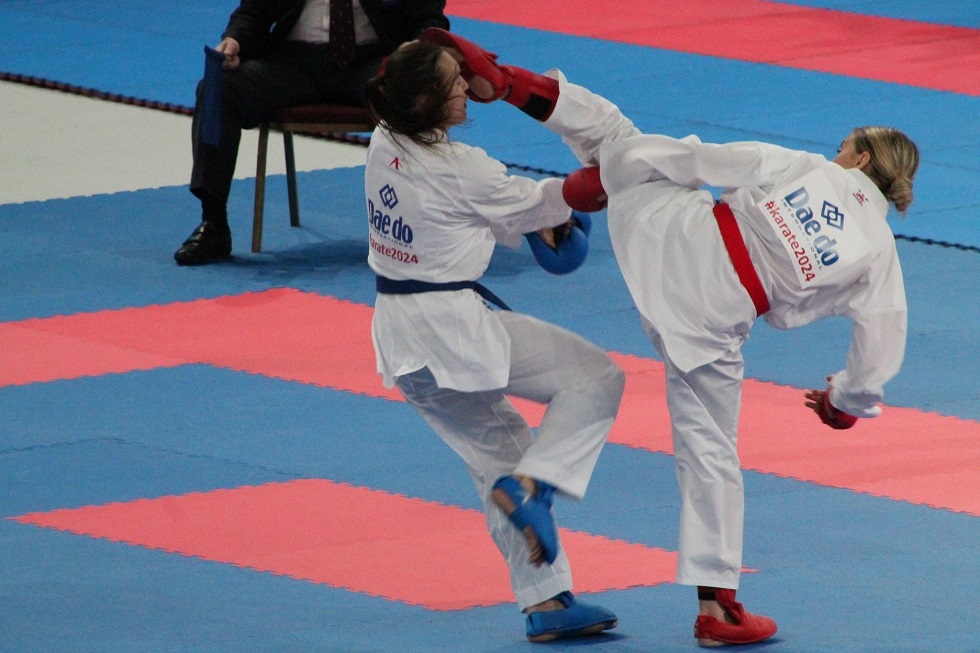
top-left (379, 184), bottom-right (398, 210)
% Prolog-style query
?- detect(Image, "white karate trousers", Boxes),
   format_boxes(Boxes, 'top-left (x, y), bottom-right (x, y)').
top-left (544, 72), bottom-right (747, 589)
top-left (644, 322), bottom-right (746, 589)
top-left (395, 310), bottom-right (625, 609)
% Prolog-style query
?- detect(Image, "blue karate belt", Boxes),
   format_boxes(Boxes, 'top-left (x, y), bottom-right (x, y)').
top-left (375, 276), bottom-right (510, 311)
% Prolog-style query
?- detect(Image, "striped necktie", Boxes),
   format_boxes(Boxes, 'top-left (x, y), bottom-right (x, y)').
top-left (329, 0), bottom-right (356, 68)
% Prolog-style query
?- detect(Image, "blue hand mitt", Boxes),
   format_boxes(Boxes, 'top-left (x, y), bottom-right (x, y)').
top-left (524, 212), bottom-right (592, 275)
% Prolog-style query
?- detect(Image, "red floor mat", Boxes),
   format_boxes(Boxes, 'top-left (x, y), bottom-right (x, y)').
top-left (3, 288), bottom-right (977, 516)
top-left (445, 0), bottom-right (980, 95)
top-left (11, 479), bottom-right (677, 610)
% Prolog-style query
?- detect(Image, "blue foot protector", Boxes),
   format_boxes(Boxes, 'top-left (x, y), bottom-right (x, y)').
top-left (491, 475), bottom-right (558, 564)
top-left (526, 592), bottom-right (618, 643)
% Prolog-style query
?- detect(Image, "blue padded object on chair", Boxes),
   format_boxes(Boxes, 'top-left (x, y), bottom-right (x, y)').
top-left (201, 46), bottom-right (225, 147)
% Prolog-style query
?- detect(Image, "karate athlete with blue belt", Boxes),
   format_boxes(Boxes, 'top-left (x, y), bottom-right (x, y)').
top-left (363, 40), bottom-right (624, 644)
top-left (422, 29), bottom-right (920, 648)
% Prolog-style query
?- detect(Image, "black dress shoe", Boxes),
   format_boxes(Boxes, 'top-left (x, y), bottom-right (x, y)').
top-left (174, 220), bottom-right (232, 265)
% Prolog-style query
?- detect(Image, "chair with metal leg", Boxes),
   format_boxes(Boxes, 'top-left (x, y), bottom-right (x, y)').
top-left (252, 103), bottom-right (374, 252)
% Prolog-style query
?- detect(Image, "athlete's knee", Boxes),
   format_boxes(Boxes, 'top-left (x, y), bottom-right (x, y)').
top-left (593, 355), bottom-right (626, 404)
top-left (611, 363), bottom-right (627, 403)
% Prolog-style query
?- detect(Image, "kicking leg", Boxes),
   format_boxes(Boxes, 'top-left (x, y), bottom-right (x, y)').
top-left (421, 28), bottom-right (560, 120)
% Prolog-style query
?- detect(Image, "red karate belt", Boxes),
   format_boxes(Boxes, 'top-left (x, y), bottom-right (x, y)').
top-left (712, 202), bottom-right (770, 317)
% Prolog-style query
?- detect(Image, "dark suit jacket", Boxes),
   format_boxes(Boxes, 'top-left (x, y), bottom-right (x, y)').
top-left (223, 0), bottom-right (450, 58)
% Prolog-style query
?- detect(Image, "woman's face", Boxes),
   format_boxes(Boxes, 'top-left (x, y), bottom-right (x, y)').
top-left (438, 51), bottom-right (469, 128)
top-left (833, 132), bottom-right (871, 170)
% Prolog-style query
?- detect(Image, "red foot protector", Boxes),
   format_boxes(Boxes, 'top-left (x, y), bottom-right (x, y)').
top-left (11, 479), bottom-right (679, 610)
top-left (420, 27), bottom-right (509, 102)
top-left (694, 589), bottom-right (777, 645)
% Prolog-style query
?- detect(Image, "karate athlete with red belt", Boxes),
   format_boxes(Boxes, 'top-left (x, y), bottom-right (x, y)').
top-left (363, 40), bottom-right (624, 643)
top-left (421, 29), bottom-right (920, 647)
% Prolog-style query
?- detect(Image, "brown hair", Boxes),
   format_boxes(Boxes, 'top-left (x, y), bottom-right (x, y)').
top-left (365, 41), bottom-right (457, 147)
top-left (852, 126), bottom-right (920, 213)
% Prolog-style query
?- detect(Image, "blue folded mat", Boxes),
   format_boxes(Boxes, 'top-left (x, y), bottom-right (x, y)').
top-left (201, 45), bottom-right (225, 147)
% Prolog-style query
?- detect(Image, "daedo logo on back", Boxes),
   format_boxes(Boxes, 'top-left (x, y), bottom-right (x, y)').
top-left (758, 167), bottom-right (870, 287)
top-left (784, 186), bottom-right (843, 267)
top-left (368, 184), bottom-right (414, 244)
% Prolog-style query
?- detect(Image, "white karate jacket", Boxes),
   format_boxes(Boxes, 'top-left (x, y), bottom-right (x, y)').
top-left (599, 134), bottom-right (907, 417)
top-left (365, 126), bottom-right (571, 392)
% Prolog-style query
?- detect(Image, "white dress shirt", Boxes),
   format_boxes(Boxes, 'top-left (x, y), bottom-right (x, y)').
top-left (288, 0), bottom-right (379, 45)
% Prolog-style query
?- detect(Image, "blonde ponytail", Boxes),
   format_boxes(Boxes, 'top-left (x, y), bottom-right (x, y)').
top-left (887, 175), bottom-right (915, 213)
top-left (852, 126), bottom-right (920, 214)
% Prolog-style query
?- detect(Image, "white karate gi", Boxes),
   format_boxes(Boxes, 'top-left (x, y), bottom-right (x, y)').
top-left (365, 126), bottom-right (625, 608)
top-left (544, 71), bottom-right (907, 588)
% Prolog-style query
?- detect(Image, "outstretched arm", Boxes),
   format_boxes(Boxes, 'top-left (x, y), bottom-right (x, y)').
top-left (600, 134), bottom-right (821, 196)
top-left (805, 248), bottom-right (908, 427)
